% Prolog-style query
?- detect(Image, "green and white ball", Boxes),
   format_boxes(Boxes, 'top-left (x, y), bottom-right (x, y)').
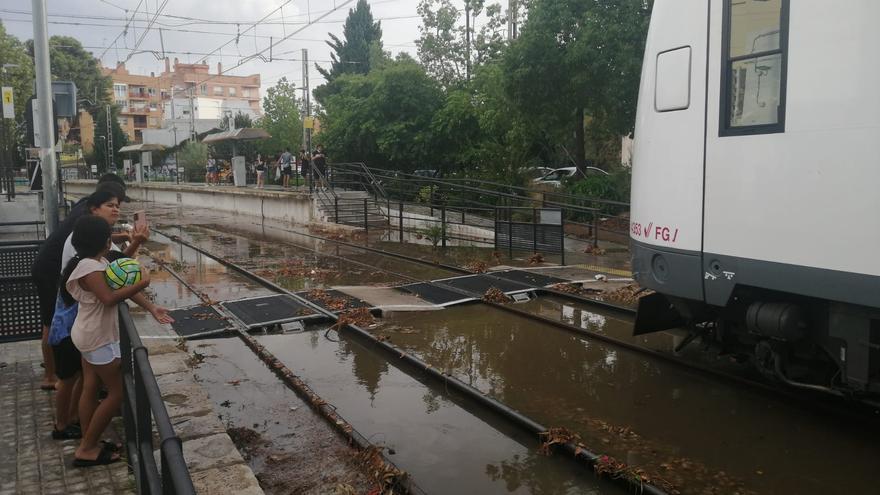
top-left (105, 258), bottom-right (142, 289)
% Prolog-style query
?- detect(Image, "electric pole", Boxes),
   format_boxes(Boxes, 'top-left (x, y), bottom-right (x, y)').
top-left (301, 48), bottom-right (312, 189)
top-left (32, 0), bottom-right (59, 232)
top-left (507, 0), bottom-right (519, 40)
top-left (105, 105), bottom-right (113, 172)
top-left (465, 1), bottom-right (471, 81)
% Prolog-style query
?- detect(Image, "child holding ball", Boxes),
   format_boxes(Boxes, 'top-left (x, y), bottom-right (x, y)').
top-left (59, 215), bottom-right (152, 466)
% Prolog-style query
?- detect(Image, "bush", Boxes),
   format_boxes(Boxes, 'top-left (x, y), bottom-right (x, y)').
top-left (565, 168), bottom-right (630, 204)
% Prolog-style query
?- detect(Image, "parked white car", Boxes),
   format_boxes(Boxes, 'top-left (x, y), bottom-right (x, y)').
top-left (532, 166), bottom-right (609, 187)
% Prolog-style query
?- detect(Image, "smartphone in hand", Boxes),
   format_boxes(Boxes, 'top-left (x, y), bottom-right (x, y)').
top-left (133, 210), bottom-right (147, 230)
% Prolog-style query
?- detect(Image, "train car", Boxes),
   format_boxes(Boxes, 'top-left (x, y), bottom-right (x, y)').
top-left (630, 0), bottom-right (880, 397)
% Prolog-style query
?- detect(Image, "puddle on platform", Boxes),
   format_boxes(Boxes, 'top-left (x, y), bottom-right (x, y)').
top-left (193, 337), bottom-right (374, 494)
top-left (256, 330), bottom-right (617, 495)
top-left (378, 304), bottom-right (880, 495)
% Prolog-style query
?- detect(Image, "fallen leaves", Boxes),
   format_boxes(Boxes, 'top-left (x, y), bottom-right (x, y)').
top-left (601, 283), bottom-right (653, 305)
top-left (482, 287), bottom-right (511, 304)
top-left (527, 253), bottom-right (545, 265)
top-left (464, 260), bottom-right (488, 273)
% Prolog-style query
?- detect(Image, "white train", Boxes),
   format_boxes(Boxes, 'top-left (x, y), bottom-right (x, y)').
top-left (630, 0), bottom-right (880, 397)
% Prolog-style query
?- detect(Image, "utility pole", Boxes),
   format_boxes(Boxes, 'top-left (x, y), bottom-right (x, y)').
top-left (507, 0), bottom-right (519, 40)
top-left (301, 48), bottom-right (312, 188)
top-left (170, 86), bottom-right (180, 183)
top-left (32, 0), bottom-right (59, 233)
top-left (188, 86), bottom-right (196, 141)
top-left (105, 105), bottom-right (113, 172)
top-left (465, 1), bottom-right (471, 81)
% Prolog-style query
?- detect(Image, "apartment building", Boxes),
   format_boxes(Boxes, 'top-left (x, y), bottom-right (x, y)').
top-left (102, 58), bottom-right (261, 143)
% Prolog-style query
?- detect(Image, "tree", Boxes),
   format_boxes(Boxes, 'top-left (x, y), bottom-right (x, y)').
top-left (257, 77), bottom-right (303, 158)
top-left (177, 141), bottom-right (208, 182)
top-left (317, 0), bottom-right (382, 81)
top-left (416, 0), bottom-right (506, 88)
top-left (502, 0), bottom-right (651, 171)
top-left (25, 36), bottom-right (111, 115)
top-left (0, 22), bottom-right (35, 166)
top-left (318, 54), bottom-right (443, 170)
top-left (92, 105), bottom-right (128, 172)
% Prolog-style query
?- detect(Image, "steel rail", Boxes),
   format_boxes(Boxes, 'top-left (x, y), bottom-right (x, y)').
top-left (154, 227), bottom-right (671, 495)
top-left (164, 223), bottom-right (880, 422)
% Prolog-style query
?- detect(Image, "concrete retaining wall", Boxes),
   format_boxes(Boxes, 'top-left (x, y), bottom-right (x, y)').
top-left (64, 181), bottom-right (317, 225)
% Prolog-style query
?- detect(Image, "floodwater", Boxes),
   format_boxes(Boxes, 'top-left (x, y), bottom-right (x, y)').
top-left (154, 222), bottom-right (453, 289)
top-left (256, 329), bottom-right (619, 495)
top-left (192, 337), bottom-right (374, 494)
top-left (142, 236), bottom-right (272, 308)
top-left (378, 304), bottom-right (880, 495)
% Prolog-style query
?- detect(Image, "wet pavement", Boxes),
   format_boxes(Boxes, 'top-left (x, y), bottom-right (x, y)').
top-left (376, 304), bottom-right (880, 495)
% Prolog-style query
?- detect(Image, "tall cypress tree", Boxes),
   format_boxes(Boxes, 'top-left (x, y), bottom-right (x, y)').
top-left (315, 0), bottom-right (383, 103)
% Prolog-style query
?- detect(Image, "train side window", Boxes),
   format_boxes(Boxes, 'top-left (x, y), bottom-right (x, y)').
top-left (720, 0), bottom-right (789, 136)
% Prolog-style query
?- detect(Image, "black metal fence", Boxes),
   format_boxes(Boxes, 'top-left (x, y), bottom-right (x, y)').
top-left (119, 304), bottom-right (196, 495)
top-left (0, 239), bottom-right (43, 343)
top-left (495, 207), bottom-right (566, 264)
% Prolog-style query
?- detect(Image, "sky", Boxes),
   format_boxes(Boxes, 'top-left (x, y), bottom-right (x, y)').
top-left (2, 0), bottom-right (480, 92)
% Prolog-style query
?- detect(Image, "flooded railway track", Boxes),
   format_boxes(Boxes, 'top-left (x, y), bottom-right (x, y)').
top-left (144, 233), bottom-right (642, 494)
top-left (144, 225), bottom-right (876, 493)
top-left (157, 222), bottom-right (880, 418)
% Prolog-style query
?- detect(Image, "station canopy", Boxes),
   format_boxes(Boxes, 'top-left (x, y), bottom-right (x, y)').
top-left (118, 143), bottom-right (167, 153)
top-left (201, 128), bottom-right (271, 144)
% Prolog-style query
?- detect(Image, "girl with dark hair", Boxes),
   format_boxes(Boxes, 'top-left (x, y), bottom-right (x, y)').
top-left (49, 190), bottom-right (167, 442)
top-left (60, 215), bottom-right (147, 466)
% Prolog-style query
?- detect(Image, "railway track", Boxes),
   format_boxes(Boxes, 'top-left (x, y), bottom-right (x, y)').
top-left (157, 223), bottom-right (880, 421)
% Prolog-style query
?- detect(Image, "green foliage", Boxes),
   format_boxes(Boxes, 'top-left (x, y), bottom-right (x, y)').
top-left (0, 22), bottom-right (35, 165)
top-left (258, 77), bottom-right (303, 158)
top-left (318, 55), bottom-right (443, 170)
top-left (416, 0), bottom-right (507, 88)
top-left (565, 168), bottom-right (632, 204)
top-left (503, 0), bottom-right (651, 170)
top-left (314, 0), bottom-right (383, 103)
top-left (26, 36), bottom-right (112, 115)
top-left (92, 105), bottom-right (128, 172)
top-left (178, 141), bottom-right (208, 181)
top-left (420, 224), bottom-right (446, 248)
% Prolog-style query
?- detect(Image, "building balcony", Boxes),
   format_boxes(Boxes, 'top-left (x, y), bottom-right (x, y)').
top-left (129, 92), bottom-right (150, 99)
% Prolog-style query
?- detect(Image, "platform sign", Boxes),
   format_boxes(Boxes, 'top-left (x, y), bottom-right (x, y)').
top-left (1, 87), bottom-right (13, 119)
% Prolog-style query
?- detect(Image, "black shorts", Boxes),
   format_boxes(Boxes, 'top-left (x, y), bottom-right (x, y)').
top-left (33, 273), bottom-right (59, 327)
top-left (281, 167), bottom-right (292, 176)
top-left (52, 337), bottom-right (82, 380)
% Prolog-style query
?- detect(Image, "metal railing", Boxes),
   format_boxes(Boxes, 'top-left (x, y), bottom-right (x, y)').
top-left (119, 304), bottom-right (196, 495)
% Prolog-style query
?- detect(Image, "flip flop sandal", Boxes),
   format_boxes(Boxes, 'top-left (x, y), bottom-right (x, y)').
top-left (73, 445), bottom-right (120, 468)
top-left (52, 424), bottom-right (83, 440)
top-left (40, 383), bottom-right (57, 391)
top-left (101, 440), bottom-right (123, 452)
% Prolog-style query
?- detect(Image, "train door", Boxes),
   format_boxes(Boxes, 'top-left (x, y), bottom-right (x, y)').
top-left (630, 0), bottom-right (710, 306)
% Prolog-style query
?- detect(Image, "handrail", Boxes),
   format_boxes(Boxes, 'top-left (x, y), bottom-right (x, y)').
top-left (119, 305), bottom-right (195, 495)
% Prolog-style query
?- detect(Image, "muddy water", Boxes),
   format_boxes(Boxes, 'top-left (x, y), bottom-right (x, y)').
top-left (257, 330), bottom-right (619, 495)
top-left (379, 304), bottom-right (880, 495)
top-left (154, 223), bottom-right (452, 288)
top-left (192, 337), bottom-right (375, 494)
top-left (142, 236), bottom-right (273, 308)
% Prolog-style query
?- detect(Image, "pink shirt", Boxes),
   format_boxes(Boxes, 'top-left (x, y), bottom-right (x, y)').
top-left (66, 257), bottom-right (120, 353)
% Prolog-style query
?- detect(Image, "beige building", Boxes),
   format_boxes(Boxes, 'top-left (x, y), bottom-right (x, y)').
top-left (102, 58), bottom-right (261, 143)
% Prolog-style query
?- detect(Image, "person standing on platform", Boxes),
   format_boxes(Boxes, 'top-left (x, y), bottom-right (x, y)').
top-left (278, 148), bottom-right (293, 188)
top-left (312, 145), bottom-right (327, 190)
top-left (30, 175), bottom-right (130, 391)
top-left (255, 154), bottom-right (266, 188)
top-left (299, 148), bottom-right (311, 187)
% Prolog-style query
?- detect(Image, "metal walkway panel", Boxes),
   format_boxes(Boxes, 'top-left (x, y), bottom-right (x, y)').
top-left (295, 289), bottom-right (371, 312)
top-left (437, 274), bottom-right (532, 295)
top-left (222, 294), bottom-right (315, 329)
top-left (490, 270), bottom-right (568, 288)
top-left (397, 283), bottom-right (475, 306)
top-left (169, 305), bottom-right (231, 338)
